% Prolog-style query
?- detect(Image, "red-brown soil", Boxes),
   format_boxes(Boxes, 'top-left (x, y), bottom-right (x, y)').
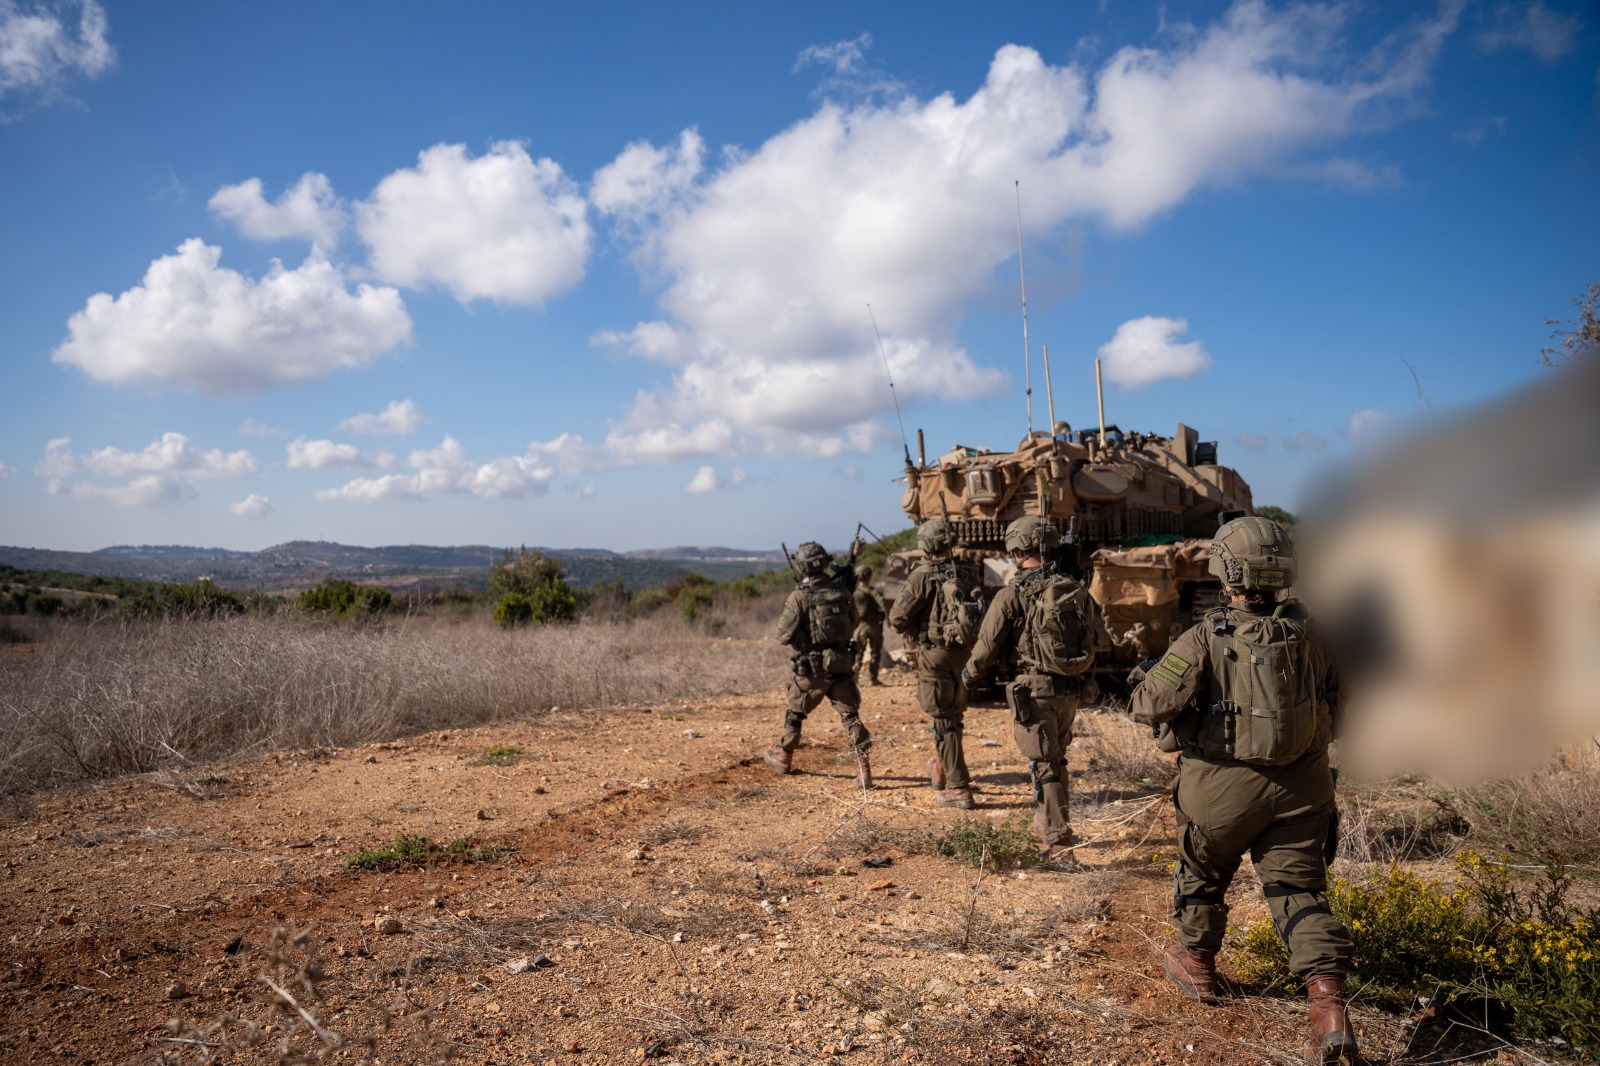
top-left (0, 672), bottom-right (1511, 1065)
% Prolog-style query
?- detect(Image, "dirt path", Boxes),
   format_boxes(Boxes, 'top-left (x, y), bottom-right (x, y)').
top-left (0, 673), bottom-right (1497, 1065)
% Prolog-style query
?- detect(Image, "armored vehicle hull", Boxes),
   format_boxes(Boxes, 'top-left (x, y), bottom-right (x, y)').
top-left (889, 422), bottom-right (1254, 672)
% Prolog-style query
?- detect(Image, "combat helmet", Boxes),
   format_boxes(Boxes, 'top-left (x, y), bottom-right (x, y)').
top-left (794, 541), bottom-right (832, 577)
top-left (1004, 515), bottom-right (1059, 555)
top-left (1208, 515), bottom-right (1294, 591)
top-left (856, 564), bottom-right (874, 582)
top-left (916, 518), bottom-right (955, 555)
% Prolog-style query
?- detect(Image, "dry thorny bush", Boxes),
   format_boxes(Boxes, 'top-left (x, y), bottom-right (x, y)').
top-left (0, 609), bottom-right (789, 798)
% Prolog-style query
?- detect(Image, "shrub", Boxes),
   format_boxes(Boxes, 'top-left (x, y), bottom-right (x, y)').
top-left (489, 549), bottom-right (578, 625)
top-left (345, 833), bottom-right (510, 871)
top-left (296, 579), bottom-right (391, 618)
top-left (479, 743), bottom-right (524, 766)
top-left (931, 816), bottom-right (1042, 869)
top-left (1231, 850), bottom-right (1600, 1053)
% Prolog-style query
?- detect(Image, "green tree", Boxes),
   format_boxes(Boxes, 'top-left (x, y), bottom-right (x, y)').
top-left (296, 579), bottom-right (392, 618)
top-left (1254, 505), bottom-right (1297, 534)
top-left (489, 548), bottom-right (578, 626)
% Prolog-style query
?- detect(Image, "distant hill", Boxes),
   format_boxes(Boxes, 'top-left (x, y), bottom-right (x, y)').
top-left (0, 541), bottom-right (784, 593)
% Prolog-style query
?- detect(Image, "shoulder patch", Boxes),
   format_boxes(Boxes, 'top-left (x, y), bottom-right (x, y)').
top-left (1148, 651), bottom-right (1192, 691)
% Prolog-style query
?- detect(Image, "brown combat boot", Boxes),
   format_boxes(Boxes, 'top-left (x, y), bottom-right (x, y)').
top-left (936, 787), bottom-right (975, 810)
top-left (1164, 943), bottom-right (1219, 1002)
top-left (855, 754), bottom-right (873, 789)
top-left (926, 757), bottom-right (946, 790)
top-left (1305, 975), bottom-right (1358, 1063)
top-left (763, 747), bottom-right (793, 775)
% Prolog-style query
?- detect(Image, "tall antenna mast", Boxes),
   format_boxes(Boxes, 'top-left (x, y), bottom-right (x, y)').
top-left (868, 304), bottom-right (913, 470)
top-left (1015, 180), bottom-right (1033, 436)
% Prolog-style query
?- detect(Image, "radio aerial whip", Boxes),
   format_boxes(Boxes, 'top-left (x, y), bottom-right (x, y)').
top-left (868, 303), bottom-right (914, 469)
top-left (1015, 180), bottom-right (1033, 436)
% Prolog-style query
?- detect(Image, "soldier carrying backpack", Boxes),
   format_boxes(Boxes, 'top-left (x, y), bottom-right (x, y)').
top-left (889, 518), bottom-right (983, 809)
top-left (1127, 515), bottom-right (1356, 1065)
top-left (965, 516), bottom-right (1102, 862)
top-left (764, 541), bottom-right (872, 787)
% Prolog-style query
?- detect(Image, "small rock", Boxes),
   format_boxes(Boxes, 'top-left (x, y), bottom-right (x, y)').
top-left (506, 957), bottom-right (534, 974)
top-left (682, 729), bottom-right (700, 739)
top-left (372, 916), bottom-right (404, 935)
top-left (363, 754), bottom-right (378, 764)
top-left (485, 1002), bottom-right (502, 1015)
top-left (862, 1010), bottom-right (888, 1032)
top-left (476, 809), bottom-right (491, 821)
top-left (165, 982), bottom-right (189, 1000)
top-left (867, 879), bottom-right (895, 892)
top-left (564, 1037), bottom-right (581, 1052)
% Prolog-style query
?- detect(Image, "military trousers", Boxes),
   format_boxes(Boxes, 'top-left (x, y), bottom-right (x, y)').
top-left (853, 622), bottom-right (885, 683)
top-left (1008, 678), bottom-right (1078, 846)
top-left (1171, 748), bottom-right (1352, 979)
top-left (915, 644), bottom-right (972, 790)
top-left (781, 670), bottom-right (870, 756)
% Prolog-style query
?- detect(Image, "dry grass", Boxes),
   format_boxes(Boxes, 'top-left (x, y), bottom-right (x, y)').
top-left (1447, 741), bottom-right (1600, 866)
top-left (0, 608), bottom-right (789, 798)
top-left (1074, 705), bottom-right (1176, 787)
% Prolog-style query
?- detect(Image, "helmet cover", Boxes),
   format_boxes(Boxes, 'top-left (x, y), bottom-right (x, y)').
top-left (1004, 515), bottom-right (1060, 555)
top-left (795, 541), bottom-right (831, 575)
top-left (916, 518), bottom-right (955, 555)
top-left (856, 564), bottom-right (874, 581)
top-left (1208, 516), bottom-right (1295, 591)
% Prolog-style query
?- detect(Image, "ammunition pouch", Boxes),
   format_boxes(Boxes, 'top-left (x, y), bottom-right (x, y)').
top-left (796, 645), bottom-right (856, 680)
top-left (1156, 705), bottom-right (1203, 754)
top-left (1005, 682), bottom-right (1033, 726)
top-left (1018, 672), bottom-right (1079, 698)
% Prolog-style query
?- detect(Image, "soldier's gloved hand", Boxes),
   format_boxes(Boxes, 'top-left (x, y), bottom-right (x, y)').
top-left (959, 668), bottom-right (974, 689)
top-left (1127, 658), bottom-right (1158, 688)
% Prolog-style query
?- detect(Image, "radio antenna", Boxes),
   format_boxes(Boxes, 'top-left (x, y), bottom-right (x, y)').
top-left (868, 303), bottom-right (913, 469)
top-left (1015, 180), bottom-right (1033, 436)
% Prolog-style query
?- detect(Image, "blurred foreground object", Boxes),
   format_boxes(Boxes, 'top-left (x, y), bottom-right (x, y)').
top-left (1303, 355), bottom-right (1600, 783)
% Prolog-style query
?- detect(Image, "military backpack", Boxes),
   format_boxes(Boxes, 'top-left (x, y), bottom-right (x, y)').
top-left (923, 562), bottom-right (981, 649)
top-left (804, 577), bottom-right (856, 648)
top-left (1161, 604), bottom-right (1327, 765)
top-left (1016, 569), bottom-right (1095, 677)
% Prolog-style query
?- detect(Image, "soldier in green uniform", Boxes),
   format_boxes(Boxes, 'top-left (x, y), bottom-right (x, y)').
top-left (764, 541), bottom-right (872, 788)
top-left (889, 518), bottom-right (980, 809)
top-left (965, 516), bottom-right (1099, 862)
top-left (1128, 516), bottom-right (1356, 1064)
top-left (852, 564), bottom-right (888, 686)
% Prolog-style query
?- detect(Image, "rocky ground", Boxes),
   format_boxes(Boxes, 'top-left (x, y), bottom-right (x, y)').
top-left (0, 669), bottom-right (1527, 1065)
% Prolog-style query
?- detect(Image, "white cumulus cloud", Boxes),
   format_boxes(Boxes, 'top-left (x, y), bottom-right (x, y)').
top-left (1343, 408), bottom-right (1389, 437)
top-left (238, 417), bottom-right (285, 439)
top-left (37, 432), bottom-right (256, 506)
top-left (336, 399), bottom-right (426, 437)
top-left (1098, 316), bottom-right (1212, 388)
top-left (0, 0), bottom-right (114, 111)
top-left (357, 141), bottom-right (590, 305)
top-left (592, 3), bottom-right (1456, 459)
top-left (314, 435), bottom-right (561, 503)
top-left (231, 493), bottom-right (271, 517)
top-left (1284, 430), bottom-right (1329, 453)
top-left (685, 465), bottom-right (720, 494)
top-left (52, 239), bottom-right (412, 395)
top-left (209, 172), bottom-right (347, 248)
top-left (286, 437), bottom-right (393, 470)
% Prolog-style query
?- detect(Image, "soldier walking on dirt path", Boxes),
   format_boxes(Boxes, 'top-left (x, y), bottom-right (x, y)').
top-left (889, 518), bottom-right (981, 810)
top-left (764, 541), bottom-right (872, 788)
top-left (1127, 515), bottom-right (1357, 1065)
top-left (964, 516), bottom-right (1100, 864)
top-left (852, 564), bottom-right (888, 687)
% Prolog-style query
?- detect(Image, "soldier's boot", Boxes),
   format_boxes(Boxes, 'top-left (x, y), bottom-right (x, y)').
top-left (855, 754), bottom-right (873, 789)
top-left (926, 757), bottom-right (946, 791)
top-left (763, 748), bottom-right (793, 775)
top-left (1305, 975), bottom-right (1357, 1064)
top-left (936, 787), bottom-right (975, 810)
top-left (1163, 943), bottom-right (1219, 1003)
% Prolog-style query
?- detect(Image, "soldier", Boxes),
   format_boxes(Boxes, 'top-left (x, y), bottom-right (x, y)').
top-left (852, 564), bottom-right (888, 686)
top-left (889, 518), bottom-right (981, 809)
top-left (1127, 516), bottom-right (1356, 1065)
top-left (964, 516), bottom-right (1098, 863)
top-left (764, 541), bottom-right (872, 788)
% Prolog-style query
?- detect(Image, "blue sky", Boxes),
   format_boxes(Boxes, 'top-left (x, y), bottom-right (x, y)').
top-left (1, 0), bottom-right (1595, 553)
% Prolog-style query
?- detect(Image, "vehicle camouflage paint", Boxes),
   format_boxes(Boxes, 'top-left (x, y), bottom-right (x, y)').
top-left (888, 421), bottom-right (1254, 672)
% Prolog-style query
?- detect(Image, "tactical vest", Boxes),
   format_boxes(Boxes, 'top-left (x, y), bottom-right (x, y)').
top-left (1015, 568), bottom-right (1094, 677)
top-left (1166, 604), bottom-right (1330, 766)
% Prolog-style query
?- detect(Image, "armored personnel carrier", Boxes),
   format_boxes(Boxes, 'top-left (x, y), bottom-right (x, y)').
top-left (888, 421), bottom-right (1255, 671)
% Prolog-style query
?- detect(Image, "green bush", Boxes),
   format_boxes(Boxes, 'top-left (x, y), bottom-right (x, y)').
top-left (931, 816), bottom-right (1043, 869)
top-left (1232, 851), bottom-right (1600, 1053)
top-left (296, 578), bottom-right (391, 618)
top-left (345, 833), bottom-right (511, 871)
top-left (489, 549), bottom-right (578, 626)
